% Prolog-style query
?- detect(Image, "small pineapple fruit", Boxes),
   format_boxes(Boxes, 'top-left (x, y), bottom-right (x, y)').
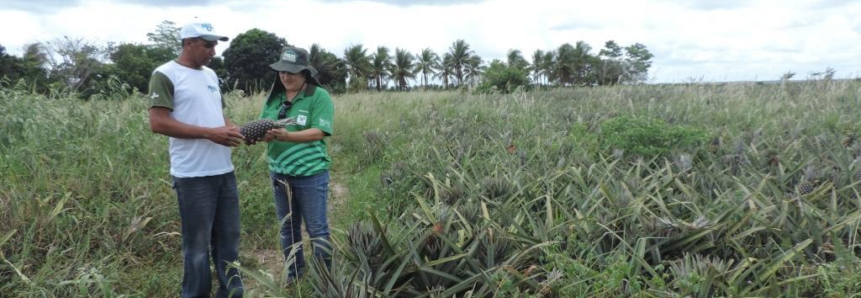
top-left (798, 165), bottom-right (818, 195)
top-left (798, 180), bottom-right (815, 195)
top-left (239, 118), bottom-right (295, 143)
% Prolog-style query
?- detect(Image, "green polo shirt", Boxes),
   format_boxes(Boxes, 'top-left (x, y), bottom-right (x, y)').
top-left (260, 84), bottom-right (334, 176)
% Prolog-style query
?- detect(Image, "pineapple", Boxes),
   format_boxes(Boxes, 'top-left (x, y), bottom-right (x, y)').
top-left (798, 181), bottom-right (815, 195)
top-left (799, 165), bottom-right (818, 195)
top-left (239, 118), bottom-right (295, 143)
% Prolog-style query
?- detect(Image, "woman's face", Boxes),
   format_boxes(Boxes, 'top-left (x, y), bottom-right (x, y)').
top-left (279, 71), bottom-right (306, 93)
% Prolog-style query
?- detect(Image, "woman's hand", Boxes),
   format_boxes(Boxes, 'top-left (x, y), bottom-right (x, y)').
top-left (264, 128), bottom-right (288, 142)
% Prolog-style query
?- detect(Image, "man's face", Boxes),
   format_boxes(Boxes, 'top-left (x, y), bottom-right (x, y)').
top-left (186, 38), bottom-right (217, 66)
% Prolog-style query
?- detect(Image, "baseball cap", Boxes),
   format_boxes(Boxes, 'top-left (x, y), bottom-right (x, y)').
top-left (180, 22), bottom-right (229, 42)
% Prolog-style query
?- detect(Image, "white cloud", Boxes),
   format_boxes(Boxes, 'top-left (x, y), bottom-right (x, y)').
top-left (1, 0), bottom-right (859, 83)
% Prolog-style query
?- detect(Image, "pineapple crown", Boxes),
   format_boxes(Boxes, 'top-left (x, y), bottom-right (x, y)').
top-left (273, 117), bottom-right (297, 128)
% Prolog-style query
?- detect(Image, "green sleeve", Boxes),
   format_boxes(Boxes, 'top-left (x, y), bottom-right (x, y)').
top-left (310, 93), bottom-right (334, 136)
top-left (148, 71), bottom-right (174, 110)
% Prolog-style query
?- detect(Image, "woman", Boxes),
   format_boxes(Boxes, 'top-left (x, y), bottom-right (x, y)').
top-left (259, 46), bottom-right (334, 282)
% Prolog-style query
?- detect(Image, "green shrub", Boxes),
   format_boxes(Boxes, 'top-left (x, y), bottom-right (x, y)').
top-left (600, 116), bottom-right (707, 157)
top-left (477, 60), bottom-right (530, 94)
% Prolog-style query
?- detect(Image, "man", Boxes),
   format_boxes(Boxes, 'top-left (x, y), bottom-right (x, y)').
top-left (148, 21), bottom-right (244, 298)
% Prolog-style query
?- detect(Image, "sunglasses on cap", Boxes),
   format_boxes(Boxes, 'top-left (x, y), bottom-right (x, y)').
top-left (277, 101), bottom-right (293, 119)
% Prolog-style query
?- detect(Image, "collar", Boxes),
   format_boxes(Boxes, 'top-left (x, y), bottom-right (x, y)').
top-left (287, 83), bottom-right (317, 103)
top-left (303, 83), bottom-right (317, 97)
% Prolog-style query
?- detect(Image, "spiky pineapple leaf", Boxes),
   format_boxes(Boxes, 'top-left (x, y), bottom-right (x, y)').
top-left (742, 238), bottom-right (813, 294)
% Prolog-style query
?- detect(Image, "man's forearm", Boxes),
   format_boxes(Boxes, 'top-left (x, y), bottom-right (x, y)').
top-left (151, 117), bottom-right (214, 139)
top-left (149, 109), bottom-right (213, 139)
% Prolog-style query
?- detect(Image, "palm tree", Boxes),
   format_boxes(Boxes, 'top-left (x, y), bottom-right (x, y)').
top-left (389, 48), bottom-right (416, 91)
top-left (308, 44), bottom-right (347, 88)
top-left (571, 41), bottom-right (595, 86)
top-left (414, 48), bottom-right (439, 89)
top-left (434, 53), bottom-right (454, 89)
top-left (370, 46), bottom-right (394, 91)
top-left (343, 44), bottom-right (371, 81)
top-left (447, 39), bottom-right (474, 86)
top-left (506, 49), bottom-right (528, 71)
top-left (464, 55), bottom-right (484, 87)
top-left (554, 43), bottom-right (576, 86)
top-left (543, 51), bottom-right (556, 85)
top-left (530, 49), bottom-right (545, 85)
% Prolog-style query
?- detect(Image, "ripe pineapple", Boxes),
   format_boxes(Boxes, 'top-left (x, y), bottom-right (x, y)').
top-left (239, 118), bottom-right (295, 143)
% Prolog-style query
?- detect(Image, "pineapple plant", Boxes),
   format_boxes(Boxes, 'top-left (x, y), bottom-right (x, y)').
top-left (440, 184), bottom-right (466, 206)
top-left (239, 118), bottom-right (296, 143)
top-left (798, 165), bottom-right (818, 195)
top-left (853, 157), bottom-right (861, 181)
top-left (798, 181), bottom-right (815, 195)
top-left (843, 134), bottom-right (856, 147)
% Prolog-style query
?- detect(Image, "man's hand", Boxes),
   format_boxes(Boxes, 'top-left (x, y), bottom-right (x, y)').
top-left (206, 126), bottom-right (245, 147)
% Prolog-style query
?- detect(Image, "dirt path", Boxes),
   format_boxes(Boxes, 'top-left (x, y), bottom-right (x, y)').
top-left (244, 175), bottom-right (350, 292)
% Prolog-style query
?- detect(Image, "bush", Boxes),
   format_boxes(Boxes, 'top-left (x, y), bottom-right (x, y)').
top-left (600, 116), bottom-right (707, 157)
top-left (347, 77), bottom-right (368, 93)
top-left (477, 60), bottom-right (530, 94)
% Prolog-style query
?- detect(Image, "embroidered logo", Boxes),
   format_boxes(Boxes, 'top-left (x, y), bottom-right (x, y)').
top-left (318, 118), bottom-right (330, 128)
top-left (297, 115), bottom-right (307, 125)
top-left (201, 23), bottom-right (214, 31)
top-left (150, 93), bottom-right (159, 99)
top-left (281, 50), bottom-right (297, 63)
top-left (207, 85), bottom-right (217, 92)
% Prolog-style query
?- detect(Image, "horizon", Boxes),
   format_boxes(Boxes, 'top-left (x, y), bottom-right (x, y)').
top-left (2, 0), bottom-right (860, 84)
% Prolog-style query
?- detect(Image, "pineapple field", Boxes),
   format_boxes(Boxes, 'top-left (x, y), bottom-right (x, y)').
top-left (3, 80), bottom-right (861, 297)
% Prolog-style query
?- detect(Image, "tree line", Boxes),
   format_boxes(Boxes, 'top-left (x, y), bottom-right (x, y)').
top-left (0, 20), bottom-right (654, 98)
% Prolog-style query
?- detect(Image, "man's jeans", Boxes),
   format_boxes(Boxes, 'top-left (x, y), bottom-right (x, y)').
top-left (173, 171), bottom-right (244, 298)
top-left (270, 170), bottom-right (332, 280)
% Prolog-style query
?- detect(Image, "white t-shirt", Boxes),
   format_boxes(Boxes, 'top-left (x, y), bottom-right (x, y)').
top-left (149, 61), bottom-right (234, 178)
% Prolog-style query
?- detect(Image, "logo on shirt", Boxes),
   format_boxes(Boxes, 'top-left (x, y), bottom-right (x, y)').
top-left (297, 115), bottom-right (307, 125)
top-left (207, 85), bottom-right (217, 92)
top-left (318, 118), bottom-right (330, 128)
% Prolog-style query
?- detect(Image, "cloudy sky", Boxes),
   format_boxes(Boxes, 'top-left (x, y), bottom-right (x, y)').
top-left (1, 0), bottom-right (859, 83)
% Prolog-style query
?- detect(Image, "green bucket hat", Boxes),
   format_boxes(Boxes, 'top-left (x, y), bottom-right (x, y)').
top-left (269, 46), bottom-right (320, 86)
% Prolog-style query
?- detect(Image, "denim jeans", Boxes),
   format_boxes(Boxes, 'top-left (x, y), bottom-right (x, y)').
top-left (270, 170), bottom-right (332, 280)
top-left (173, 172), bottom-right (244, 298)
